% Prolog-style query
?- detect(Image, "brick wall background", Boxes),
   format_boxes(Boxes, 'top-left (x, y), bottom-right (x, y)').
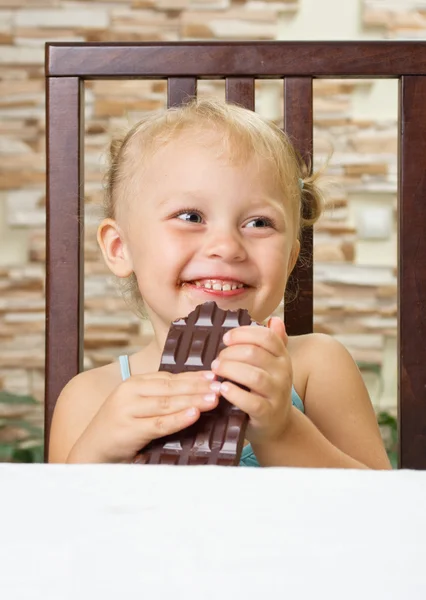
top-left (0, 0), bottom-right (417, 444)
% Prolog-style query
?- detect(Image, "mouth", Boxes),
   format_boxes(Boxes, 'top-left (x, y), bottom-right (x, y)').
top-left (180, 278), bottom-right (250, 296)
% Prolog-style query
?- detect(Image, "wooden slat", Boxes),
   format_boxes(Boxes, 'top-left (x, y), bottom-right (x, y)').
top-left (225, 78), bottom-right (255, 110)
top-left (167, 77), bottom-right (197, 107)
top-left (283, 78), bottom-right (313, 336)
top-left (47, 41), bottom-right (426, 78)
top-left (45, 77), bottom-right (84, 457)
top-left (398, 76), bottom-right (426, 469)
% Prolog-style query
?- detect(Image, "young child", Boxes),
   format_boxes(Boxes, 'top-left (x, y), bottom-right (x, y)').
top-left (49, 98), bottom-right (391, 469)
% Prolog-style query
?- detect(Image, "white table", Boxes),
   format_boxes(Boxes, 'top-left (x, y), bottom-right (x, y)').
top-left (2, 465), bottom-right (426, 599)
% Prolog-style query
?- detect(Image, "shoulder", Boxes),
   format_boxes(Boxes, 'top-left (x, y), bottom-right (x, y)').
top-left (289, 333), bottom-right (390, 469)
top-left (289, 332), bottom-right (355, 378)
top-left (57, 361), bottom-right (121, 410)
top-left (48, 361), bottom-right (122, 463)
top-left (288, 331), bottom-right (348, 357)
top-left (288, 332), bottom-right (362, 400)
top-left (288, 333), bottom-right (351, 398)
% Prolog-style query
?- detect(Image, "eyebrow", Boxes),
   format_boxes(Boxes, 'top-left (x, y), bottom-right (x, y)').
top-left (248, 196), bottom-right (286, 211)
top-left (156, 192), bottom-right (203, 209)
top-left (157, 192), bottom-right (285, 211)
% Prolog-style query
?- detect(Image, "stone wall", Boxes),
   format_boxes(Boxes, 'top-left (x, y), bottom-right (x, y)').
top-left (0, 0), bottom-right (411, 448)
top-left (363, 0), bottom-right (426, 37)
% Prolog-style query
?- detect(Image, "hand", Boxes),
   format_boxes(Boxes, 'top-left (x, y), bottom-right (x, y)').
top-left (69, 371), bottom-right (219, 463)
top-left (210, 317), bottom-right (293, 445)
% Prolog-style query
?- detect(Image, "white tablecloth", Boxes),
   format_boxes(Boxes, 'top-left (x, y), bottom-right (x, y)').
top-left (1, 465), bottom-right (426, 599)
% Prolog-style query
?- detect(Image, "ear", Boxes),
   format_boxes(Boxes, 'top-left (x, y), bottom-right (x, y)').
top-left (287, 239), bottom-right (300, 275)
top-left (97, 218), bottom-right (133, 278)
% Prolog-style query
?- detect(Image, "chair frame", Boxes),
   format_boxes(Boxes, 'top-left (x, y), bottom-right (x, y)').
top-left (45, 41), bottom-right (426, 468)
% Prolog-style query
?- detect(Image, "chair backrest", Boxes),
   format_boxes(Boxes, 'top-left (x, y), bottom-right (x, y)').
top-left (45, 41), bottom-right (426, 469)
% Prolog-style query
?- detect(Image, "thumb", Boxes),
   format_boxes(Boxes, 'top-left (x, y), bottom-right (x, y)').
top-left (267, 316), bottom-right (288, 346)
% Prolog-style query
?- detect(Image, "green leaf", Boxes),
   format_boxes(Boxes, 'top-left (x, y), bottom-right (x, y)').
top-left (12, 445), bottom-right (44, 463)
top-left (0, 443), bottom-right (15, 462)
top-left (0, 391), bottom-right (38, 405)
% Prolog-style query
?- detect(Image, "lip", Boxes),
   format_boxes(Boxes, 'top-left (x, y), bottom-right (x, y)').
top-left (180, 276), bottom-right (250, 286)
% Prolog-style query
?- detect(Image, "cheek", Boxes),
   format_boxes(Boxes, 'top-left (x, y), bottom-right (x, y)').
top-left (131, 228), bottom-right (193, 275)
top-left (259, 241), bottom-right (290, 280)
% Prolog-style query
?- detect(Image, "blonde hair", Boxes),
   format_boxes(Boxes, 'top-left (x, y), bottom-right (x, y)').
top-left (103, 97), bottom-right (325, 315)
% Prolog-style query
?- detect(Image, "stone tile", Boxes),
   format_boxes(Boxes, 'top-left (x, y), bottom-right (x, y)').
top-left (0, 171), bottom-right (45, 189)
top-left (188, 0), bottom-right (230, 8)
top-left (0, 0), bottom-right (59, 6)
top-left (246, 1), bottom-right (298, 12)
top-left (15, 8), bottom-right (110, 29)
top-left (94, 97), bottom-right (164, 117)
top-left (5, 189), bottom-right (45, 227)
top-left (0, 11), bottom-right (13, 28)
top-left (0, 80), bottom-right (43, 96)
top-left (181, 9), bottom-right (278, 39)
top-left (0, 45), bottom-right (44, 64)
top-left (15, 27), bottom-right (86, 46)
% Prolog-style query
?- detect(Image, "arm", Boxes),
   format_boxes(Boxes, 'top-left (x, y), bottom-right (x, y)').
top-left (49, 367), bottom-right (220, 464)
top-left (48, 371), bottom-right (105, 463)
top-left (252, 334), bottom-right (391, 469)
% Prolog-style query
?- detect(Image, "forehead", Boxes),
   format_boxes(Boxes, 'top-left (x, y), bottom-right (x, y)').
top-left (133, 129), bottom-right (281, 189)
top-left (117, 125), bottom-right (297, 225)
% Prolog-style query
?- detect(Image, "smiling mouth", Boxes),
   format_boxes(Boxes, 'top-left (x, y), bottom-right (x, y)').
top-left (181, 278), bottom-right (250, 292)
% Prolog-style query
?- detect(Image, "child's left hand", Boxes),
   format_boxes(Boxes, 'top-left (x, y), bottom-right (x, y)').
top-left (210, 316), bottom-right (293, 445)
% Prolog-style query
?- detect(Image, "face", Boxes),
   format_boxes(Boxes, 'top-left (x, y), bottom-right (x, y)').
top-left (99, 130), bottom-right (299, 345)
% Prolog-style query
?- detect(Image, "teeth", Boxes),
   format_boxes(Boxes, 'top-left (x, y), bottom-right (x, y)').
top-left (190, 279), bottom-right (245, 291)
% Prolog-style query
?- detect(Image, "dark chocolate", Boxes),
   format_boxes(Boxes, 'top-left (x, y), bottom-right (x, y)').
top-left (133, 301), bottom-right (261, 466)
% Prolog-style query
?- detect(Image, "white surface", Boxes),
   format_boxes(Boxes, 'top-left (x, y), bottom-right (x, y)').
top-left (1, 465), bottom-right (426, 599)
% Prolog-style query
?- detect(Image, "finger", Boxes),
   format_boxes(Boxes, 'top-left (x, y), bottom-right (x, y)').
top-left (216, 380), bottom-right (267, 423)
top-left (211, 358), bottom-right (274, 399)
top-left (223, 324), bottom-right (285, 357)
top-left (126, 372), bottom-right (217, 397)
top-left (217, 344), bottom-right (278, 371)
top-left (131, 370), bottom-right (216, 382)
top-left (145, 407), bottom-right (202, 442)
top-left (267, 316), bottom-right (288, 346)
top-left (132, 391), bottom-right (219, 418)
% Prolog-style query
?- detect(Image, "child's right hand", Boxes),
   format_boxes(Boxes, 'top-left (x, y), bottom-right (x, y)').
top-left (67, 371), bottom-right (219, 463)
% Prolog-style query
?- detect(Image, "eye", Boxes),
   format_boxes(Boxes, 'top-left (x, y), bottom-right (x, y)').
top-left (245, 217), bottom-right (275, 229)
top-left (174, 209), bottom-right (204, 224)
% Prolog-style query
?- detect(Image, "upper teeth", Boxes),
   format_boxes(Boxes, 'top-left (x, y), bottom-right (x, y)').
top-left (192, 279), bottom-right (244, 291)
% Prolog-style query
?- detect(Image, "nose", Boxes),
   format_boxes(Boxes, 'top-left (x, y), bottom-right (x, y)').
top-left (202, 226), bottom-right (247, 263)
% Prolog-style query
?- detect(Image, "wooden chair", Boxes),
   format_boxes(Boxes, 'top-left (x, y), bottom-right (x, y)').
top-left (45, 41), bottom-right (426, 469)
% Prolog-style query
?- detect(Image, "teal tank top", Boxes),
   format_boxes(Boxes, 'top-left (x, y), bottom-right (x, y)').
top-left (118, 354), bottom-right (304, 467)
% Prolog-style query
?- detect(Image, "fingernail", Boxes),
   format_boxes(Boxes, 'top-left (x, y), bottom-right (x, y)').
top-left (204, 393), bottom-right (217, 404)
top-left (209, 381), bottom-right (221, 392)
top-left (203, 371), bottom-right (215, 381)
top-left (186, 407), bottom-right (197, 417)
top-left (211, 359), bottom-right (220, 370)
top-left (220, 382), bottom-right (229, 393)
top-left (223, 331), bottom-right (231, 344)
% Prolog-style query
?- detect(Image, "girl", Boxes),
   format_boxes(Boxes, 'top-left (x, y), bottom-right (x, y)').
top-left (49, 98), bottom-right (390, 469)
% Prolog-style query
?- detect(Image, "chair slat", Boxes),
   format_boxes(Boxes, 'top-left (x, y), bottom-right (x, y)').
top-left (47, 42), bottom-right (426, 78)
top-left (45, 77), bottom-right (84, 457)
top-left (399, 75), bottom-right (426, 469)
top-left (225, 78), bottom-right (255, 110)
top-left (283, 77), bottom-right (313, 336)
top-left (167, 77), bottom-right (197, 108)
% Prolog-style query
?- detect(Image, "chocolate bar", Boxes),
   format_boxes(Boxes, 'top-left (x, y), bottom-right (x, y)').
top-left (133, 301), bottom-right (261, 466)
